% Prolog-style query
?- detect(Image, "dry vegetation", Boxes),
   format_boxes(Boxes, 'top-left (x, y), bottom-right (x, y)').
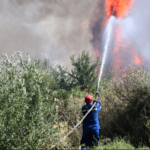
top-left (2, 52), bottom-right (150, 149)
top-left (50, 65), bottom-right (150, 149)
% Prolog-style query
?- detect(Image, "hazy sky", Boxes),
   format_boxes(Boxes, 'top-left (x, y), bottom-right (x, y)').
top-left (0, 0), bottom-right (103, 69)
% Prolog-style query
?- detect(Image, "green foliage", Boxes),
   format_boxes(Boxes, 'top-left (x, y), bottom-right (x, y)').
top-left (51, 51), bottom-right (98, 92)
top-left (52, 65), bottom-right (75, 90)
top-left (56, 89), bottom-right (70, 100)
top-left (106, 69), bottom-right (114, 81)
top-left (0, 51), bottom-right (61, 149)
top-left (55, 89), bottom-right (71, 108)
top-left (71, 86), bottom-right (86, 98)
top-left (101, 65), bottom-right (150, 148)
top-left (96, 136), bottom-right (150, 150)
top-left (69, 51), bottom-right (98, 91)
top-left (101, 137), bottom-right (135, 149)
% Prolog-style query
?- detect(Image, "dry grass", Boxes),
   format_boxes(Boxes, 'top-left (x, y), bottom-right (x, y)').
top-left (50, 65), bottom-right (150, 149)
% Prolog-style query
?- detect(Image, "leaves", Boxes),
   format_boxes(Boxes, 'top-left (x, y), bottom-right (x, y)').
top-left (0, 51), bottom-right (60, 149)
top-left (53, 51), bottom-right (99, 91)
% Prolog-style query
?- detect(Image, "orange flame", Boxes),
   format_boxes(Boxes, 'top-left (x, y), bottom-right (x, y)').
top-left (106, 0), bottom-right (133, 19)
top-left (94, 49), bottom-right (100, 57)
top-left (105, 0), bottom-right (144, 78)
top-left (133, 49), bottom-right (144, 65)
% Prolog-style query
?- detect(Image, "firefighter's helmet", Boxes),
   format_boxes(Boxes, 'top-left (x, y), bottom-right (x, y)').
top-left (85, 94), bottom-right (93, 103)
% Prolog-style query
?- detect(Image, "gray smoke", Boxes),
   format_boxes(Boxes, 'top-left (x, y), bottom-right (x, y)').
top-left (0, 0), bottom-right (100, 69)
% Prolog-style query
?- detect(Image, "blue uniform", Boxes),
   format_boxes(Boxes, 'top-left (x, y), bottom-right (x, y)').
top-left (80, 98), bottom-right (102, 150)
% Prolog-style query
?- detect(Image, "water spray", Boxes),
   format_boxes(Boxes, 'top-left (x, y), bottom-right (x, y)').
top-left (51, 15), bottom-right (117, 150)
top-left (97, 16), bottom-right (116, 93)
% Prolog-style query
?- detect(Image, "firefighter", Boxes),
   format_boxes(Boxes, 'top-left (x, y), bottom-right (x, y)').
top-left (80, 94), bottom-right (102, 150)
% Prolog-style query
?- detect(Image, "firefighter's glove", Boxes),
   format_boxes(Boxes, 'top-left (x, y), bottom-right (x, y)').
top-left (93, 99), bottom-right (98, 104)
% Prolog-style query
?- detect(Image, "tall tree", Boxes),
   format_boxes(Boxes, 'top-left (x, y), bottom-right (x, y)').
top-left (69, 51), bottom-right (98, 90)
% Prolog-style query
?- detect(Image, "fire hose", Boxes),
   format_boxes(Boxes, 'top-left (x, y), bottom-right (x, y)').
top-left (50, 93), bottom-right (99, 149)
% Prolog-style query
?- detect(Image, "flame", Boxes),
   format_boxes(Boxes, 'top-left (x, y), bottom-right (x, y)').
top-left (106, 0), bottom-right (133, 19)
top-left (94, 49), bottom-right (100, 57)
top-left (105, 0), bottom-right (144, 78)
top-left (133, 49), bottom-right (144, 65)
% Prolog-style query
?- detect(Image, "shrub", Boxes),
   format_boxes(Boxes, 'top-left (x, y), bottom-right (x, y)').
top-left (52, 51), bottom-right (99, 92)
top-left (101, 65), bottom-right (150, 148)
top-left (69, 51), bottom-right (98, 91)
top-left (71, 86), bottom-right (86, 98)
top-left (52, 65), bottom-right (74, 91)
top-left (0, 51), bottom-right (61, 149)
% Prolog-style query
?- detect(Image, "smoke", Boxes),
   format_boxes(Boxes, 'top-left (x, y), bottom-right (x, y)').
top-left (90, 0), bottom-right (106, 51)
top-left (118, 0), bottom-right (150, 71)
top-left (0, 0), bottom-right (46, 61)
top-left (0, 0), bottom-right (100, 69)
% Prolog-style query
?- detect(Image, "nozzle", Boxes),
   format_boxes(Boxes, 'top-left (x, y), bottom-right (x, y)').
top-left (110, 5), bottom-right (117, 18)
top-left (96, 91), bottom-right (99, 95)
top-left (112, 10), bottom-right (117, 18)
top-left (112, 13), bottom-right (117, 18)
top-left (95, 91), bottom-right (100, 99)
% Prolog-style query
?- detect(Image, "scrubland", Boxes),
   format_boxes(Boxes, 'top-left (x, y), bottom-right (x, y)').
top-left (0, 51), bottom-right (150, 150)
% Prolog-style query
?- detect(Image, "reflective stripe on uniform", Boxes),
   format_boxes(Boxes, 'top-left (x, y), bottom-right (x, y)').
top-left (81, 143), bottom-right (86, 147)
top-left (82, 108), bottom-right (97, 112)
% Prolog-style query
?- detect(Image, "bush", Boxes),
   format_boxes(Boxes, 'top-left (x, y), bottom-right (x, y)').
top-left (103, 136), bottom-right (135, 149)
top-left (69, 51), bottom-right (98, 91)
top-left (52, 51), bottom-right (99, 92)
top-left (100, 65), bottom-right (150, 148)
top-left (52, 65), bottom-right (74, 90)
top-left (71, 86), bottom-right (86, 98)
top-left (0, 51), bottom-right (62, 149)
